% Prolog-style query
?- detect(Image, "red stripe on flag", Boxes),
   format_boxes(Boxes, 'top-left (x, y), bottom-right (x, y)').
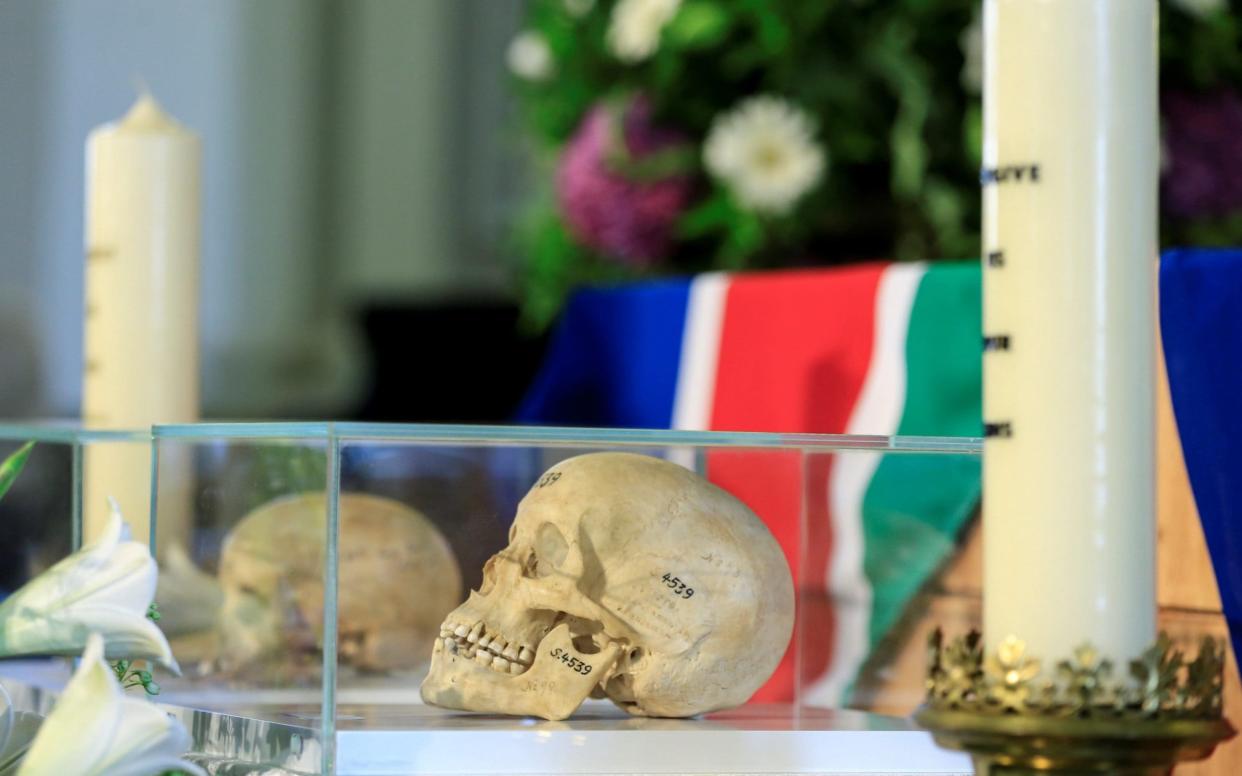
top-left (704, 264), bottom-right (888, 701)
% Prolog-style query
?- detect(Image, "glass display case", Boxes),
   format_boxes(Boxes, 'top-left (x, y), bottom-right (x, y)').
top-left (1, 422), bottom-right (1228, 773)
top-left (149, 422), bottom-right (982, 775)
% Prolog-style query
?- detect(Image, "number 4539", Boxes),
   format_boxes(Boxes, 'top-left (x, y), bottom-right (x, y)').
top-left (661, 573), bottom-right (694, 599)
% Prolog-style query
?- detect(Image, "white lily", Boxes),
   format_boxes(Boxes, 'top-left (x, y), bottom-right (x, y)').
top-left (17, 634), bottom-right (203, 776)
top-left (0, 500), bottom-right (178, 672)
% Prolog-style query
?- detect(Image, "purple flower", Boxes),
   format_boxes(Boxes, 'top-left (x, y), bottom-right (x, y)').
top-left (1161, 90), bottom-right (1242, 218)
top-left (556, 97), bottom-right (694, 265)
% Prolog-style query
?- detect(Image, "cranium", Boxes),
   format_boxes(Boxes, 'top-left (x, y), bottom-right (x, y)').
top-left (421, 452), bottom-right (794, 719)
top-left (217, 492), bottom-right (461, 676)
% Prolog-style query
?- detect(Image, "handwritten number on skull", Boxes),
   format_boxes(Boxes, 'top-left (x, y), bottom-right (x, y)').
top-left (661, 572), bottom-right (695, 599)
top-left (548, 647), bottom-right (592, 675)
top-left (538, 471), bottom-right (562, 488)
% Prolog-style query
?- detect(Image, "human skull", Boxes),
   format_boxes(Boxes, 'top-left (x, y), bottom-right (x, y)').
top-left (421, 452), bottom-right (794, 719)
top-left (218, 492), bottom-right (461, 675)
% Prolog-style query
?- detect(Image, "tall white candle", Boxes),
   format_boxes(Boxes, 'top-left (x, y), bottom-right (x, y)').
top-left (981, 0), bottom-right (1157, 664)
top-left (82, 92), bottom-right (200, 544)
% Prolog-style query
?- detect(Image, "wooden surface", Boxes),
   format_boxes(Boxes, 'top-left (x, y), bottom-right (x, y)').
top-left (852, 345), bottom-right (1239, 772)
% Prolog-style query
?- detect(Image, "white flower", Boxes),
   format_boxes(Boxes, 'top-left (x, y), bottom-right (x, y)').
top-left (1171, 0), bottom-right (1225, 18)
top-left (564, 0), bottom-right (595, 18)
top-left (607, 0), bottom-right (681, 63)
top-left (0, 499), bottom-right (178, 672)
top-left (959, 9), bottom-right (983, 94)
top-left (704, 95), bottom-right (827, 216)
top-left (17, 634), bottom-right (203, 776)
top-left (507, 31), bottom-right (554, 81)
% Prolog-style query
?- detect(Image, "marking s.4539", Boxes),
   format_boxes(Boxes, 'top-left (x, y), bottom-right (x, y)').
top-left (549, 647), bottom-right (592, 675)
top-left (661, 573), bottom-right (694, 599)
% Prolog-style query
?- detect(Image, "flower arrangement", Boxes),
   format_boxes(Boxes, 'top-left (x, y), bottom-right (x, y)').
top-left (508, 0), bottom-right (1242, 326)
top-left (0, 444), bottom-right (202, 776)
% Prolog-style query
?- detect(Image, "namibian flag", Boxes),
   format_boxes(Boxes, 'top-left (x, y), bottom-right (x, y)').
top-left (518, 261), bottom-right (983, 705)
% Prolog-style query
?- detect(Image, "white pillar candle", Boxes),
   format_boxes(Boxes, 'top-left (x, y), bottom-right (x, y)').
top-left (981, 0), bottom-right (1157, 664)
top-left (82, 92), bottom-right (200, 544)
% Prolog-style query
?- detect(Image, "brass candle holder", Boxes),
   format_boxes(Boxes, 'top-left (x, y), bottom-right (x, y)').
top-left (914, 630), bottom-right (1235, 774)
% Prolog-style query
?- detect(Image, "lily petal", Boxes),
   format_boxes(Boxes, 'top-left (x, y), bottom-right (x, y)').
top-left (10, 506), bottom-right (127, 608)
top-left (74, 608), bottom-right (179, 675)
top-left (27, 524), bottom-right (155, 615)
top-left (17, 634), bottom-right (119, 775)
top-left (95, 698), bottom-right (199, 775)
top-left (0, 510), bottom-right (146, 616)
top-left (0, 608), bottom-right (178, 674)
top-left (15, 635), bottom-right (201, 776)
top-left (0, 503), bottom-right (171, 669)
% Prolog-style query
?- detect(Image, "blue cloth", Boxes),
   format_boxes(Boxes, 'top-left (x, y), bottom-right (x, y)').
top-left (1161, 248), bottom-right (1242, 663)
top-left (516, 278), bottom-right (691, 427)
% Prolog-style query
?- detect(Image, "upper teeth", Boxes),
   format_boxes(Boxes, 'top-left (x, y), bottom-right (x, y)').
top-left (438, 620), bottom-right (534, 675)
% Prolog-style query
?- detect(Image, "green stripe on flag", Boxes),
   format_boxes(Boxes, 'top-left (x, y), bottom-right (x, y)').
top-left (861, 261), bottom-right (983, 647)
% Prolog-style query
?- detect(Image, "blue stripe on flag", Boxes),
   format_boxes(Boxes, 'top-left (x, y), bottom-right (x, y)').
top-left (517, 278), bottom-right (692, 428)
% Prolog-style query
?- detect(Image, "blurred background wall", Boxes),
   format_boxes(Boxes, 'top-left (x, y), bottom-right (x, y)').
top-left (0, 0), bottom-right (532, 421)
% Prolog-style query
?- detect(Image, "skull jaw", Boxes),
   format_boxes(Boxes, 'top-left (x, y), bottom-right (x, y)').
top-left (420, 623), bottom-right (620, 721)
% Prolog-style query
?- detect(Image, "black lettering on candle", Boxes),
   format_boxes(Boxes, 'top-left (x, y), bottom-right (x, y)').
top-left (985, 422), bottom-right (1013, 438)
top-left (987, 251), bottom-right (1005, 267)
top-left (983, 335), bottom-right (1011, 352)
top-left (980, 164), bottom-right (1041, 186)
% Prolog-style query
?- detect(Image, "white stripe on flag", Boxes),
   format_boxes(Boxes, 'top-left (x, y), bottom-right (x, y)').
top-left (672, 273), bottom-right (729, 430)
top-left (806, 262), bottom-right (927, 706)
top-left (668, 273), bottom-right (729, 471)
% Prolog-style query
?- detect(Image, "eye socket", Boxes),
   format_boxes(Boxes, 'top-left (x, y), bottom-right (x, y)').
top-left (516, 524), bottom-right (570, 580)
top-left (522, 550), bottom-right (541, 578)
top-left (521, 550), bottom-right (565, 579)
top-left (533, 523), bottom-right (569, 576)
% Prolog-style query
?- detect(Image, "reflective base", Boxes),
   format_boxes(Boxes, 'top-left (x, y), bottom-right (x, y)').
top-left (0, 664), bottom-right (975, 776)
top-left (915, 706), bottom-right (1235, 775)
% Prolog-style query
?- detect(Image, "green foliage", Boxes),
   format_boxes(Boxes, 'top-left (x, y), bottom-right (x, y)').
top-left (111, 604), bottom-right (166, 696)
top-left (0, 442), bottom-right (33, 504)
top-left (111, 658), bottom-right (160, 696)
top-left (666, 1), bottom-right (731, 50)
top-left (510, 0), bottom-right (1242, 324)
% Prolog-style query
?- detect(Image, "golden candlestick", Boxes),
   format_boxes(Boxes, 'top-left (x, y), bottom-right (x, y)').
top-left (915, 630), bottom-right (1234, 774)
